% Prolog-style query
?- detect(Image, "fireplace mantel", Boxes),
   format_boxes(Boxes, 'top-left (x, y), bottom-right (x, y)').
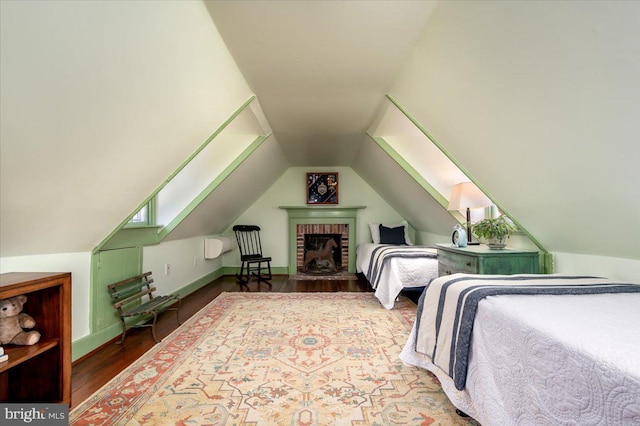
top-left (280, 206), bottom-right (366, 274)
top-left (279, 206), bottom-right (366, 217)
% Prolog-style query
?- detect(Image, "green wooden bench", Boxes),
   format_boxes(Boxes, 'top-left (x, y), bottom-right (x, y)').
top-left (108, 271), bottom-right (181, 344)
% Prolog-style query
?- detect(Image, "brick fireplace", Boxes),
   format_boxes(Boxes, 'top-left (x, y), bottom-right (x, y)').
top-left (296, 224), bottom-right (349, 274)
top-left (280, 206), bottom-right (365, 275)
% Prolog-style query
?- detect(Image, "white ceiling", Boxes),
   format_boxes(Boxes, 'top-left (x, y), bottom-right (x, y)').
top-left (204, 0), bottom-right (437, 166)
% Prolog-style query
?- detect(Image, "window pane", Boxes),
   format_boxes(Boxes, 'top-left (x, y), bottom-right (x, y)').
top-left (129, 205), bottom-right (148, 224)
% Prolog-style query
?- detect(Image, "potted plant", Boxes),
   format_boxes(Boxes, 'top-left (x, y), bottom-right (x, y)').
top-left (472, 214), bottom-right (518, 249)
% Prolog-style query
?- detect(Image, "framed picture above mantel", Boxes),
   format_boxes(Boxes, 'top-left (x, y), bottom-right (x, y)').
top-left (307, 172), bottom-right (339, 205)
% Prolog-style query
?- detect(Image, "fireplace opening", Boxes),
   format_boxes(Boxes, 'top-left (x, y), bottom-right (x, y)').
top-left (303, 234), bottom-right (342, 274)
top-left (295, 223), bottom-right (349, 276)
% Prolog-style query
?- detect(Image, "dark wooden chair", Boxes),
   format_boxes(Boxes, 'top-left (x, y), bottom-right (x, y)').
top-left (233, 225), bottom-right (272, 288)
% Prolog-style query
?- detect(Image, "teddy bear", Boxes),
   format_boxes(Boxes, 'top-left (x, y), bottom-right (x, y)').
top-left (0, 295), bottom-right (41, 346)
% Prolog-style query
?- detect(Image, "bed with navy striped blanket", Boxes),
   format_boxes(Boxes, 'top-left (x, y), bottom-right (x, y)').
top-left (401, 273), bottom-right (640, 425)
top-left (356, 243), bottom-right (438, 309)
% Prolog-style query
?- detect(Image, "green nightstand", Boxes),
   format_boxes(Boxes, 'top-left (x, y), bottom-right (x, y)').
top-left (436, 243), bottom-right (539, 276)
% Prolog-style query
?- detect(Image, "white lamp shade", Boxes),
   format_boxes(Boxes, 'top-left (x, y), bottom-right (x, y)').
top-left (447, 182), bottom-right (493, 211)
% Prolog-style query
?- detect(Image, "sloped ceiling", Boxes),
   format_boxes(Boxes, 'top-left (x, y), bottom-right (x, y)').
top-left (2, 0), bottom-right (639, 266)
top-left (0, 0), bottom-right (255, 257)
top-left (164, 0), bottom-right (453, 243)
top-left (203, 0), bottom-right (438, 166)
top-left (205, 0), bottom-right (640, 262)
top-left (206, 1), bottom-right (640, 259)
top-left (164, 136), bottom-right (289, 241)
top-left (388, 0), bottom-right (640, 261)
top-left (353, 137), bottom-right (458, 236)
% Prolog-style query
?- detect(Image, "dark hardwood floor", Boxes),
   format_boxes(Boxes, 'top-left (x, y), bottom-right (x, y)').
top-left (70, 274), bottom-right (373, 409)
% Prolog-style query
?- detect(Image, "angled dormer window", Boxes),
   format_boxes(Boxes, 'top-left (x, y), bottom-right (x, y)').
top-left (125, 198), bottom-right (156, 227)
top-left (369, 97), bottom-right (499, 225)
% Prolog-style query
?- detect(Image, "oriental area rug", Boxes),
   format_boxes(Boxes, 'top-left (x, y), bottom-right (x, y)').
top-left (70, 293), bottom-right (477, 425)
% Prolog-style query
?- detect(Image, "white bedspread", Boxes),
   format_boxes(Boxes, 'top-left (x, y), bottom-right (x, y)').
top-left (356, 243), bottom-right (438, 309)
top-left (401, 290), bottom-right (640, 425)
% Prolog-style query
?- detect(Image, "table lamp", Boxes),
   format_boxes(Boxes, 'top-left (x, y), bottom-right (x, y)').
top-left (447, 182), bottom-right (493, 245)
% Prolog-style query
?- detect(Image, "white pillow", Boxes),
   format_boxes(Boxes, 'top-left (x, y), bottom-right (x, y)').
top-left (369, 221), bottom-right (413, 245)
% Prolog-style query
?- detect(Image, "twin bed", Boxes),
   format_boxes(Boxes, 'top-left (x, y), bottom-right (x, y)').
top-left (356, 242), bottom-right (438, 308)
top-left (357, 221), bottom-right (439, 309)
top-left (400, 273), bottom-right (640, 425)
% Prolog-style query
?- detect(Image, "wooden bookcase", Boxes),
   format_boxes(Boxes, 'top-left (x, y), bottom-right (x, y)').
top-left (0, 272), bottom-right (71, 404)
